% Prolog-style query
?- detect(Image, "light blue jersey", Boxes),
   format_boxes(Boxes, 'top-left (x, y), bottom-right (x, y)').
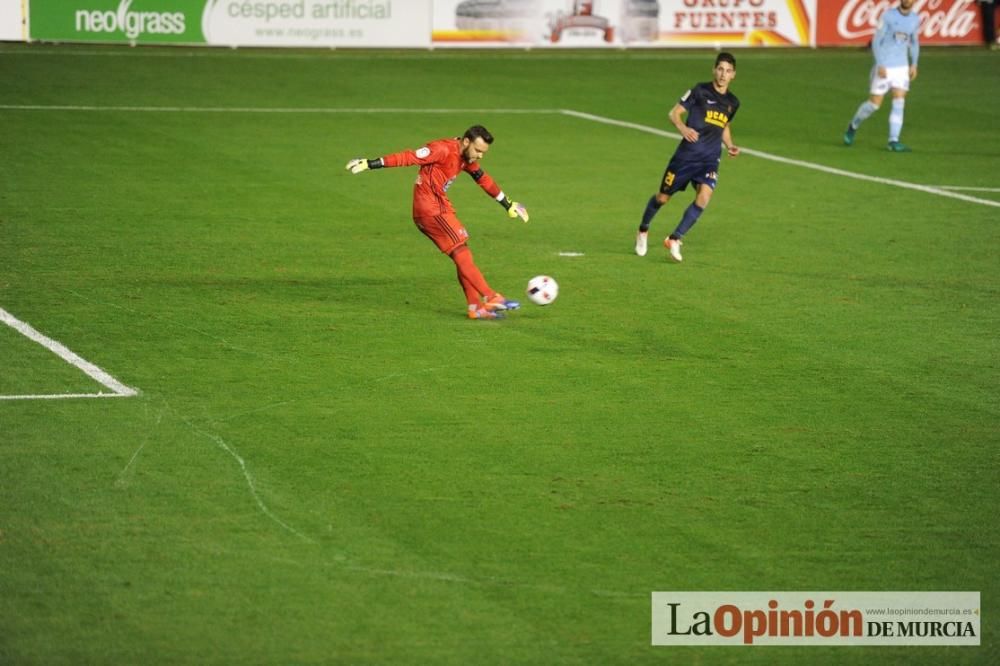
top-left (872, 7), bottom-right (920, 68)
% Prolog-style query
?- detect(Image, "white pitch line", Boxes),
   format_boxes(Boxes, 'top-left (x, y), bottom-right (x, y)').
top-left (1, 103), bottom-right (993, 207)
top-left (0, 104), bottom-right (558, 114)
top-left (559, 109), bottom-right (1000, 209)
top-left (0, 307), bottom-right (138, 398)
top-left (0, 393), bottom-right (133, 401)
top-left (933, 186), bottom-right (1000, 193)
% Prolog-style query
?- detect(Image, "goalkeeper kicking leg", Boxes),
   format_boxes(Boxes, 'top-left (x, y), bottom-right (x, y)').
top-left (345, 125), bottom-right (528, 319)
top-left (414, 214), bottom-right (519, 319)
top-left (451, 245), bottom-right (515, 320)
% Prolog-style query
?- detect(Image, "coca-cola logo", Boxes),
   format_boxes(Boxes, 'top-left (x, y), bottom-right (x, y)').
top-left (836, 0), bottom-right (978, 39)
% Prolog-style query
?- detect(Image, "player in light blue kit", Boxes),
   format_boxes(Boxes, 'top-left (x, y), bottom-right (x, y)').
top-left (843, 0), bottom-right (920, 152)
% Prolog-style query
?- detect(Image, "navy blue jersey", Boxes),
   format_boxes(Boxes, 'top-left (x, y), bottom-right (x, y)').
top-left (673, 82), bottom-right (740, 163)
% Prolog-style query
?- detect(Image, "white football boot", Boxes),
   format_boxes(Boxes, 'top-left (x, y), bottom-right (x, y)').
top-left (635, 231), bottom-right (648, 257)
top-left (665, 237), bottom-right (683, 262)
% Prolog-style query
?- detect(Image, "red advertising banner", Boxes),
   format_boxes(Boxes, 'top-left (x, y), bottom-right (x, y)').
top-left (816, 0), bottom-right (982, 45)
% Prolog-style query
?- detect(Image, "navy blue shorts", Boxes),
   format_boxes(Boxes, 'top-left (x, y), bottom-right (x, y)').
top-left (658, 157), bottom-right (719, 196)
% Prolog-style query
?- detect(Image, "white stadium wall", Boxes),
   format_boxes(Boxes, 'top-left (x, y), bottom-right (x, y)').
top-left (0, 0), bottom-right (27, 41)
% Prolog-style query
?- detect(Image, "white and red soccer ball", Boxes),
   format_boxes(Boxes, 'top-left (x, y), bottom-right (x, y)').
top-left (526, 275), bottom-right (558, 306)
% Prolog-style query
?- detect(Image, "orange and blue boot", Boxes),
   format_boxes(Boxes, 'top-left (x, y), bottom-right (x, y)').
top-left (468, 305), bottom-right (504, 320)
top-left (484, 293), bottom-right (520, 312)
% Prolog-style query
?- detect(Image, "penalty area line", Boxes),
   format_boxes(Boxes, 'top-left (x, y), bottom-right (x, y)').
top-left (560, 109), bottom-right (1000, 210)
top-left (0, 307), bottom-right (138, 399)
top-left (933, 185), bottom-right (1000, 193)
top-left (3, 102), bottom-right (991, 206)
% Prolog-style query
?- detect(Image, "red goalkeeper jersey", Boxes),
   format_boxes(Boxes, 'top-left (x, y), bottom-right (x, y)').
top-left (381, 138), bottom-right (503, 219)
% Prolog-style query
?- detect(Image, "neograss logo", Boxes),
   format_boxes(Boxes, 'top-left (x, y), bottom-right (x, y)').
top-left (651, 592), bottom-right (980, 646)
top-left (74, 0), bottom-right (186, 40)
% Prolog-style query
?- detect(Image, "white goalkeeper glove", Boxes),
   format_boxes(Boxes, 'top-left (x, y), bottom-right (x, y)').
top-left (345, 158), bottom-right (383, 174)
top-left (501, 197), bottom-right (529, 223)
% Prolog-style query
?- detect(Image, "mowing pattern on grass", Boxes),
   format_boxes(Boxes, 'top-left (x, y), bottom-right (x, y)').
top-left (1, 44), bottom-right (997, 665)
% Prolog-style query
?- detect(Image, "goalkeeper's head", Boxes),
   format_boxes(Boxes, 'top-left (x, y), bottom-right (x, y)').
top-left (460, 125), bottom-right (494, 163)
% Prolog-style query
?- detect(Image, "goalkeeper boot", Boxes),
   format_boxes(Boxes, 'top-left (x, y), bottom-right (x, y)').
top-left (843, 125), bottom-right (856, 146)
top-left (665, 237), bottom-right (683, 262)
top-left (635, 231), bottom-right (648, 257)
top-left (485, 293), bottom-right (520, 311)
top-left (469, 305), bottom-right (504, 320)
top-left (887, 141), bottom-right (911, 152)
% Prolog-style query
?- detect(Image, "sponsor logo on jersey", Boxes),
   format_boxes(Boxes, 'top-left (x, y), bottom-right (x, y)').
top-left (705, 110), bottom-right (729, 128)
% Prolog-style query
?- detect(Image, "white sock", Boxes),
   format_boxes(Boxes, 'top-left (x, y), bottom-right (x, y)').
top-left (851, 100), bottom-right (879, 129)
top-left (889, 98), bottom-right (905, 142)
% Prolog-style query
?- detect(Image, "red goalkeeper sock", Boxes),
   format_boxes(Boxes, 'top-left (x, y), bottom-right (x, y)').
top-left (450, 245), bottom-right (492, 305)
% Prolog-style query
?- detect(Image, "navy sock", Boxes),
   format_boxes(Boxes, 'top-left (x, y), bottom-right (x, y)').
top-left (639, 196), bottom-right (662, 232)
top-left (672, 203), bottom-right (704, 238)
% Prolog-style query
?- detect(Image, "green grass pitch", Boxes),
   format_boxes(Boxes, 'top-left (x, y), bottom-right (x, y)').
top-left (1, 44), bottom-right (997, 664)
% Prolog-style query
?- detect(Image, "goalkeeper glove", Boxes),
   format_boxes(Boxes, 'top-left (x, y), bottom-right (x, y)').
top-left (345, 158), bottom-right (383, 174)
top-left (500, 196), bottom-right (529, 223)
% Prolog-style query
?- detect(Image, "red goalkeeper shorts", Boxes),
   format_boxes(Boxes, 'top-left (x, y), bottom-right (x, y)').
top-left (414, 214), bottom-right (470, 254)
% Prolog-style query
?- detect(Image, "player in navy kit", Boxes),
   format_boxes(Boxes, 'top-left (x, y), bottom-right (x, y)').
top-left (635, 52), bottom-right (741, 262)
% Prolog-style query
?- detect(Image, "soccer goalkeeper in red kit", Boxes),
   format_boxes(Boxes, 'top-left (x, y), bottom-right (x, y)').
top-left (346, 125), bottom-right (529, 320)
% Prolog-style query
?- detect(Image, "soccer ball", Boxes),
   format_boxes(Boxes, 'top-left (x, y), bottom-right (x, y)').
top-left (526, 275), bottom-right (558, 305)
